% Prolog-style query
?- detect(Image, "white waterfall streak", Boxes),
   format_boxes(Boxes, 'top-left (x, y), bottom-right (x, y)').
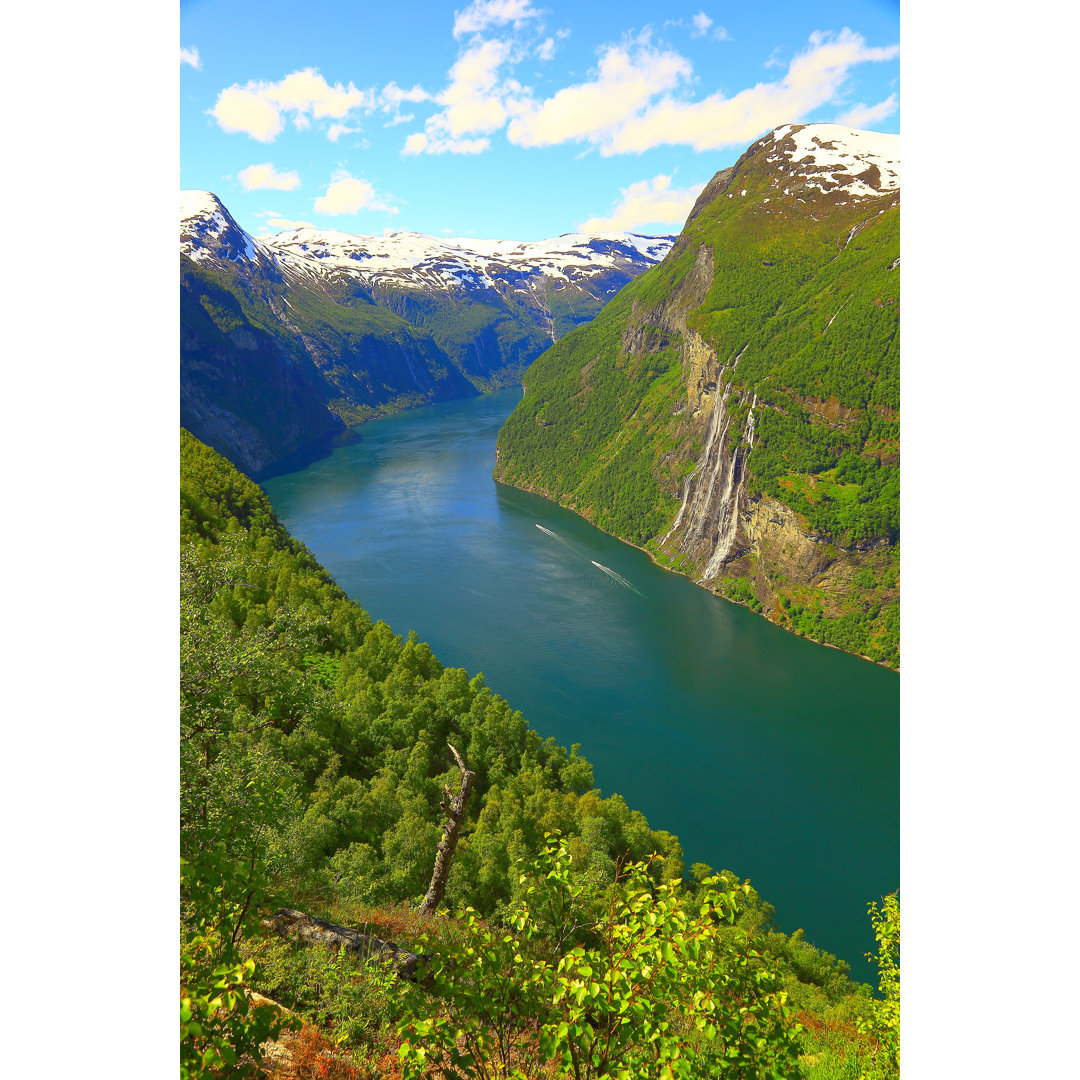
top-left (660, 378), bottom-right (729, 545)
top-left (701, 395), bottom-right (757, 580)
top-left (685, 388), bottom-right (732, 541)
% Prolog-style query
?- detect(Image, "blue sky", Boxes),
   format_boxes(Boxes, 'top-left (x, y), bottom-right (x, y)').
top-left (181, 0), bottom-right (899, 240)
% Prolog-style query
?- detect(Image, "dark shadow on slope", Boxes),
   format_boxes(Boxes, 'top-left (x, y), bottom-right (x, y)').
top-left (253, 426), bottom-right (366, 482)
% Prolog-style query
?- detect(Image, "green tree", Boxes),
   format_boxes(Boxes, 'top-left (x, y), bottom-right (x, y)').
top-left (397, 836), bottom-right (802, 1079)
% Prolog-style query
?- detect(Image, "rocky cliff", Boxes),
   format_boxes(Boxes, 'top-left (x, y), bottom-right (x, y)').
top-left (495, 124), bottom-right (900, 666)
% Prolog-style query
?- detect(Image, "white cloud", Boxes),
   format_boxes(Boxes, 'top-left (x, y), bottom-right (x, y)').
top-left (212, 87), bottom-right (284, 142)
top-left (537, 37), bottom-right (556, 61)
top-left (579, 173), bottom-right (705, 232)
top-left (314, 171), bottom-right (399, 215)
top-left (836, 92), bottom-right (899, 128)
top-left (403, 38), bottom-right (516, 154)
top-left (265, 69), bottom-right (371, 117)
top-left (210, 69), bottom-right (372, 141)
top-left (691, 12), bottom-right (712, 38)
top-left (378, 82), bottom-right (430, 128)
top-left (511, 28), bottom-right (898, 155)
top-left (453, 0), bottom-right (541, 39)
top-left (506, 36), bottom-right (692, 149)
top-left (256, 214), bottom-right (316, 232)
top-left (381, 82), bottom-right (431, 109)
top-left (238, 162), bottom-right (301, 191)
top-left (327, 123), bottom-right (357, 142)
top-left (402, 131), bottom-right (490, 155)
top-left (180, 47), bottom-right (201, 70)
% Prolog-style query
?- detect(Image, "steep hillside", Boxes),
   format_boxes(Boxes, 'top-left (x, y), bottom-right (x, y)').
top-left (181, 193), bottom-right (672, 472)
top-left (181, 192), bottom-right (474, 473)
top-left (495, 125), bottom-right (900, 667)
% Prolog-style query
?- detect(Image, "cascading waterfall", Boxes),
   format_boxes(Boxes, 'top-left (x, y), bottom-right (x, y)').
top-left (701, 394), bottom-right (757, 581)
top-left (660, 378), bottom-right (730, 545)
top-left (661, 377), bottom-right (759, 582)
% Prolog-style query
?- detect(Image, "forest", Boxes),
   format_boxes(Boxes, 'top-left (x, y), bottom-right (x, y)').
top-left (180, 429), bottom-right (898, 1078)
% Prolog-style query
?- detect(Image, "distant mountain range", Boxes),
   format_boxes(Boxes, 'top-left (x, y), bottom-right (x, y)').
top-left (495, 124), bottom-right (901, 666)
top-left (180, 192), bottom-right (673, 473)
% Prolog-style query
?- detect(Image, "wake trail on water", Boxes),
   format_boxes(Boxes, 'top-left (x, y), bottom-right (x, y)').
top-left (535, 524), bottom-right (642, 596)
top-left (535, 523), bottom-right (585, 556)
top-left (590, 560), bottom-right (642, 596)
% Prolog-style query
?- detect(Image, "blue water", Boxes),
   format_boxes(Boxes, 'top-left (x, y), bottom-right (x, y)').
top-left (261, 387), bottom-right (899, 983)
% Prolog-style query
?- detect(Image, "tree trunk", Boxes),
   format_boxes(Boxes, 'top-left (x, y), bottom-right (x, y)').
top-left (419, 743), bottom-right (476, 916)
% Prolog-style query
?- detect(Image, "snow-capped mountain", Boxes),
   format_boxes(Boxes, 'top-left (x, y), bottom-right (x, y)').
top-left (760, 123), bottom-right (899, 201)
top-left (180, 190), bottom-right (280, 271)
top-left (260, 226), bottom-right (674, 299)
top-left (180, 191), bottom-right (674, 349)
top-left (180, 191), bottom-right (673, 473)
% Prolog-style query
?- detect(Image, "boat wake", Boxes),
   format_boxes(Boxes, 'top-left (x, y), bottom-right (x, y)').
top-left (590, 560), bottom-right (641, 595)
top-left (535, 524), bottom-right (642, 597)
top-left (535, 523), bottom-right (583, 555)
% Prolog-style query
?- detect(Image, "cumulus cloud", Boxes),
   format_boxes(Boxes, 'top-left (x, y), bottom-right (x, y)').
top-left (256, 213), bottom-right (316, 233)
top-left (537, 37), bottom-right (556, 61)
top-left (401, 25), bottom-right (894, 159)
top-left (507, 36), bottom-right (692, 149)
top-left (314, 170), bottom-right (399, 215)
top-left (180, 47), bottom-right (201, 69)
top-left (210, 69), bottom-right (373, 141)
top-left (238, 163), bottom-right (301, 191)
top-left (453, 0), bottom-right (542, 39)
top-left (579, 174), bottom-right (705, 232)
top-left (836, 92), bottom-right (899, 128)
top-left (512, 28), bottom-right (899, 155)
top-left (403, 38), bottom-right (516, 154)
top-left (381, 82), bottom-right (431, 109)
top-left (212, 87), bottom-right (285, 142)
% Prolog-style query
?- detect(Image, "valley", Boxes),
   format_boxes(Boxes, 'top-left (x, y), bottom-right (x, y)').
top-left (181, 191), bottom-right (672, 473)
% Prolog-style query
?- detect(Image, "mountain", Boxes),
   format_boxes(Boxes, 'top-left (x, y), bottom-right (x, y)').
top-left (494, 124), bottom-right (900, 667)
top-left (181, 191), bottom-right (474, 474)
top-left (180, 192), bottom-right (672, 473)
top-left (261, 227), bottom-right (673, 389)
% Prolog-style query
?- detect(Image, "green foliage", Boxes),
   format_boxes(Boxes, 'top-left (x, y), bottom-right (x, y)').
top-left (720, 576), bottom-right (762, 613)
top-left (180, 851), bottom-right (294, 1078)
top-left (181, 429), bottom-right (681, 917)
top-left (249, 937), bottom-right (400, 1061)
top-left (397, 836), bottom-right (803, 1079)
top-left (856, 894), bottom-right (899, 1079)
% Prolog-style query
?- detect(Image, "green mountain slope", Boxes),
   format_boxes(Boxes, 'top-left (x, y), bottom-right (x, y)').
top-left (181, 247), bottom-right (474, 474)
top-left (495, 125), bottom-right (900, 667)
top-left (181, 428), bottom-right (895, 1077)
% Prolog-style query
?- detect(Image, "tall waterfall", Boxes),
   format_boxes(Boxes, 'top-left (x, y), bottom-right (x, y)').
top-left (660, 379), bottom-right (758, 583)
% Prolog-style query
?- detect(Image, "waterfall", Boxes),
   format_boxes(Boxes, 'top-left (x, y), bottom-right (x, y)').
top-left (662, 379), bottom-right (759, 583)
top-left (660, 378), bottom-right (729, 545)
top-left (701, 394), bottom-right (757, 580)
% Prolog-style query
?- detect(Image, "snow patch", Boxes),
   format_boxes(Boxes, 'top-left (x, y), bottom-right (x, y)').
top-left (765, 124), bottom-right (900, 199)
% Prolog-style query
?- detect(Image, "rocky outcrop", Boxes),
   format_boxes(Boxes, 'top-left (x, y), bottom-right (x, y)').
top-left (261, 908), bottom-right (423, 981)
